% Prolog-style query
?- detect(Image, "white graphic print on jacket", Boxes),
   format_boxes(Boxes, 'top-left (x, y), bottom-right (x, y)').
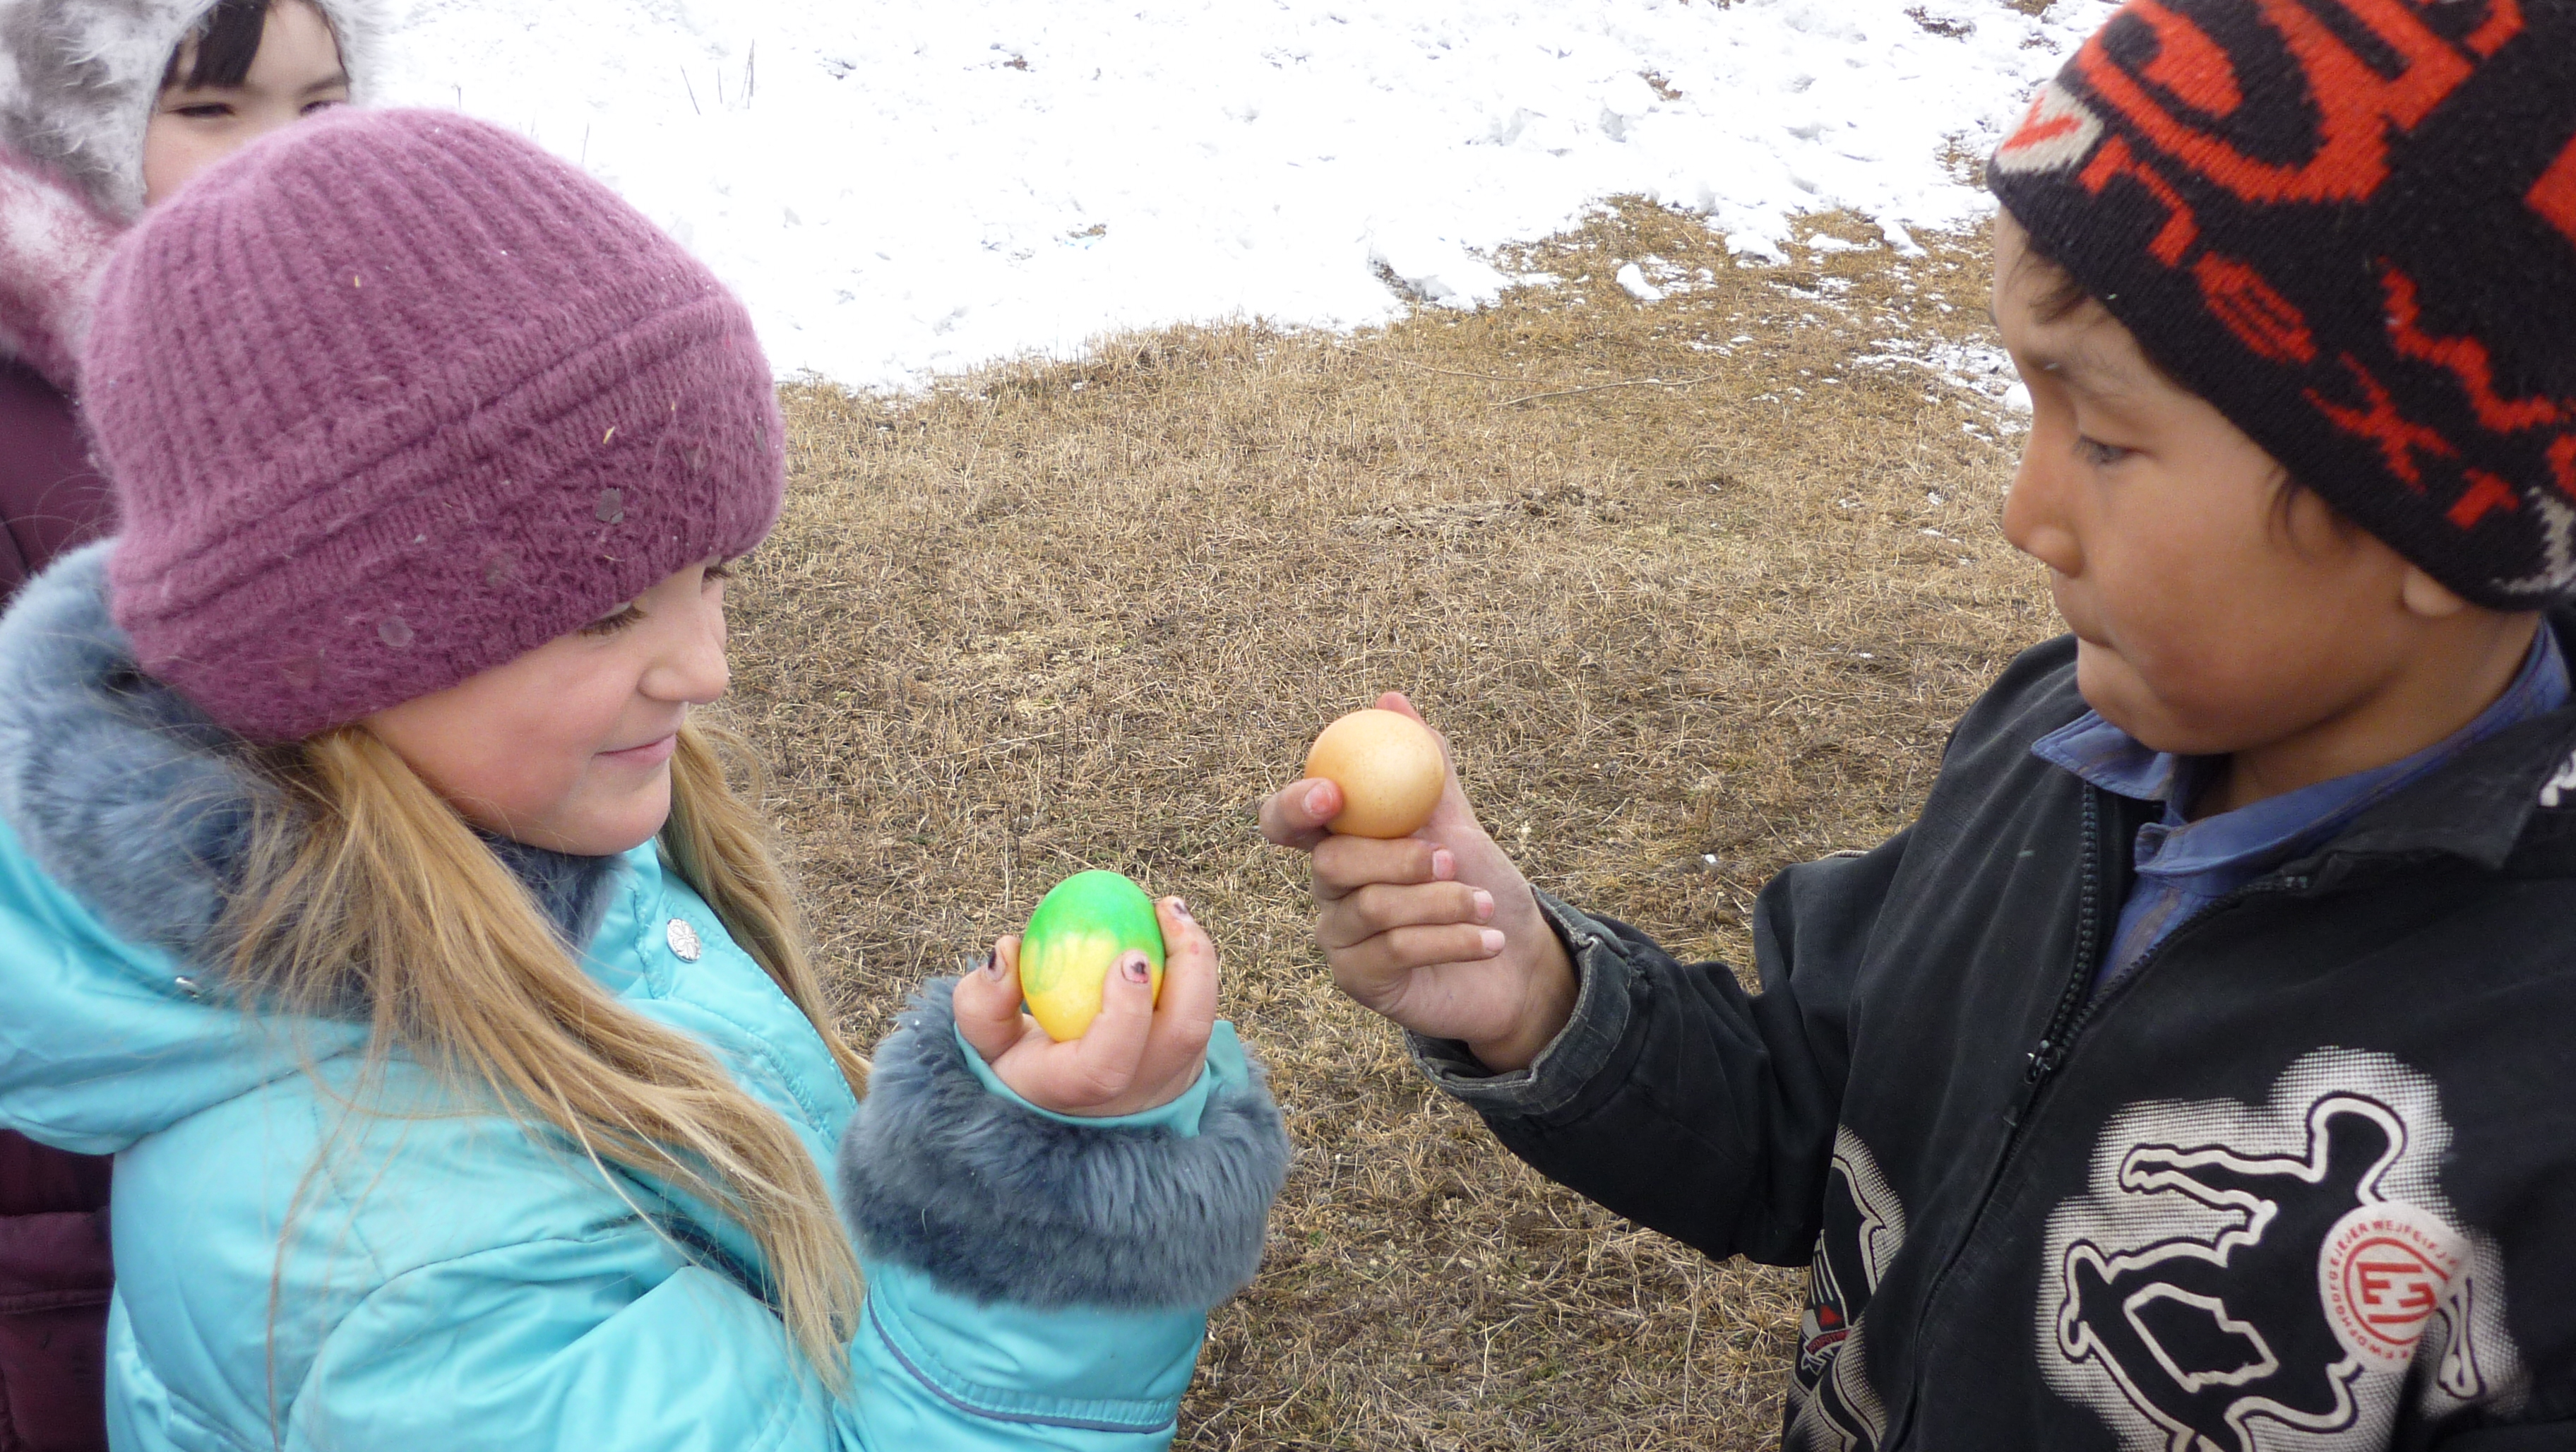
top-left (1789, 1126), bottom-right (1907, 1452)
top-left (2040, 1049), bottom-right (2527, 1452)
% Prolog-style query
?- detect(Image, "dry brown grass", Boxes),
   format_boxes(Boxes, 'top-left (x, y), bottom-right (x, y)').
top-left (724, 200), bottom-right (2058, 1449)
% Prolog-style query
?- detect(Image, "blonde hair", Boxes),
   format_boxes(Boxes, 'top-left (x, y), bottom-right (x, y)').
top-left (224, 722), bottom-right (866, 1377)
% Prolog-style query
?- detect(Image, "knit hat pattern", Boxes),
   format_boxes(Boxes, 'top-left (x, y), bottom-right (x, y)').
top-left (0, 0), bottom-right (389, 220)
top-left (1989, 0), bottom-right (2576, 608)
top-left (84, 108), bottom-right (784, 742)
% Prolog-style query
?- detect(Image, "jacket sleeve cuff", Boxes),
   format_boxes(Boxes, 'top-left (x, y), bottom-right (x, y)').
top-left (839, 977), bottom-right (1292, 1312)
top-left (1405, 889), bottom-right (1635, 1121)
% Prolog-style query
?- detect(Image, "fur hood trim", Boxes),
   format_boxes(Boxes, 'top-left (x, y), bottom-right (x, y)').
top-left (0, 138), bottom-right (112, 386)
top-left (840, 976), bottom-right (1292, 1312)
top-left (0, 541), bottom-right (624, 977)
top-left (0, 0), bottom-right (391, 222)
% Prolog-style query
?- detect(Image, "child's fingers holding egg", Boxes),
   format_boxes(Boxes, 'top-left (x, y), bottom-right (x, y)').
top-left (1150, 897), bottom-right (1220, 1038)
top-left (1325, 920), bottom-right (1510, 1016)
top-left (1318, 879), bottom-right (1493, 951)
top-left (1257, 777), bottom-right (1344, 852)
top-left (1310, 833), bottom-right (1453, 903)
top-left (989, 950), bottom-right (1156, 1113)
top-left (990, 877), bottom-right (1217, 1117)
top-left (1122, 898), bottom-right (1220, 1108)
top-left (1054, 951), bottom-right (1160, 1108)
top-left (953, 936), bottom-right (1032, 1066)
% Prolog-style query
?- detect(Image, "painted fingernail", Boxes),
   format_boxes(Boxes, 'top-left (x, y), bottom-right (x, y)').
top-left (1432, 850), bottom-right (1457, 881)
top-left (1120, 953), bottom-right (1152, 984)
top-left (1473, 890), bottom-right (1495, 922)
top-left (1479, 929), bottom-right (1507, 956)
top-left (1169, 896), bottom-right (1193, 921)
top-left (981, 951), bottom-right (1007, 980)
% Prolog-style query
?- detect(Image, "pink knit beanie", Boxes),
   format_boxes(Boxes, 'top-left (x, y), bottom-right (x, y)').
top-left (81, 108), bottom-right (784, 742)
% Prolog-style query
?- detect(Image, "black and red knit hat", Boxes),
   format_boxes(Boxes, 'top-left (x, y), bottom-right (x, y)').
top-left (1989, 0), bottom-right (2576, 607)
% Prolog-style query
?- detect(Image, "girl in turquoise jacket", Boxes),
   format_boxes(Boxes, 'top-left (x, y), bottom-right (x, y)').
top-left (0, 107), bottom-right (1289, 1451)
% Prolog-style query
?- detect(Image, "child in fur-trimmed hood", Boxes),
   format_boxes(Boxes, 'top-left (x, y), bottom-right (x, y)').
top-left (0, 4), bottom-right (376, 1447)
top-left (0, 0), bottom-right (386, 221)
top-left (0, 0), bottom-right (382, 583)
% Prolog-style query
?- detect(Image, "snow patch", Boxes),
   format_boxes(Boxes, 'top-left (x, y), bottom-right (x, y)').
top-left (1856, 335), bottom-right (2026, 417)
top-left (379, 0), bottom-right (2118, 388)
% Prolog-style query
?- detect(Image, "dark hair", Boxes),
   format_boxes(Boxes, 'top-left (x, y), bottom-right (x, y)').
top-left (163, 0), bottom-right (306, 91)
top-left (2006, 234), bottom-right (2100, 328)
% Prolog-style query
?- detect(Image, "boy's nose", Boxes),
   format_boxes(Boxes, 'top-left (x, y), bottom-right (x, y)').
top-left (2002, 449), bottom-right (2080, 580)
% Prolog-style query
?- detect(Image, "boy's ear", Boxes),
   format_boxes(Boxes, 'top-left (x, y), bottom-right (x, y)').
top-left (2398, 565), bottom-right (2474, 622)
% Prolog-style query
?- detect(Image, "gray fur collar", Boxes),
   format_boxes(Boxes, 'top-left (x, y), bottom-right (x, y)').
top-left (840, 976), bottom-right (1292, 1311)
top-left (0, 543), bottom-right (624, 980)
top-left (0, 0), bottom-right (388, 221)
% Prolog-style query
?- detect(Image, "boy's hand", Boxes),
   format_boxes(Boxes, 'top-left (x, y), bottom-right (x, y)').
top-left (955, 898), bottom-right (1218, 1117)
top-left (1259, 693), bottom-right (1575, 1072)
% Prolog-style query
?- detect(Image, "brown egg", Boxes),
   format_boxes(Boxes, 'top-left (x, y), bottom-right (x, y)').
top-left (1304, 708), bottom-right (1446, 838)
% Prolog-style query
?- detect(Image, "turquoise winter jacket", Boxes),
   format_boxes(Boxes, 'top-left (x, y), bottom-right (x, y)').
top-left (0, 547), bottom-right (1292, 1451)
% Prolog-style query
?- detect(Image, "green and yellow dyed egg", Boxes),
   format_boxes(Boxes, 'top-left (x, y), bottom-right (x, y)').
top-left (1018, 870), bottom-right (1167, 1041)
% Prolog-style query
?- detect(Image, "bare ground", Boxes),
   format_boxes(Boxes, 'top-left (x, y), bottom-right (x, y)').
top-left (724, 200), bottom-right (2057, 1449)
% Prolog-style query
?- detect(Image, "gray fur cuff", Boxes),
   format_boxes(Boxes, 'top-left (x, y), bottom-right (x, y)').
top-left (839, 977), bottom-right (1290, 1312)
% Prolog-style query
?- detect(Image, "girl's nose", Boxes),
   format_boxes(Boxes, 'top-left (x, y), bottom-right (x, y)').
top-left (641, 600), bottom-right (730, 706)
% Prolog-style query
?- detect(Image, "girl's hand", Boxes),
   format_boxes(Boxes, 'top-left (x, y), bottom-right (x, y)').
top-left (953, 898), bottom-right (1219, 1117)
top-left (1258, 692), bottom-right (1575, 1071)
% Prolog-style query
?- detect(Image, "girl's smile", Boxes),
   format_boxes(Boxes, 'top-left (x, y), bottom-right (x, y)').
top-left (363, 559), bottom-right (731, 856)
top-left (598, 733), bottom-right (681, 769)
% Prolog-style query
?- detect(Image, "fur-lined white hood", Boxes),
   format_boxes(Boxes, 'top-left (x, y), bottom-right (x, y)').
top-left (0, 138), bottom-right (112, 386)
top-left (0, 0), bottom-right (389, 222)
top-left (0, 0), bottom-right (388, 386)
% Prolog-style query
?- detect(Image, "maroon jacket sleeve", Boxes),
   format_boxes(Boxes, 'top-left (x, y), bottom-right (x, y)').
top-left (0, 1132), bottom-right (111, 1452)
top-left (0, 355), bottom-right (114, 594)
top-left (0, 355), bottom-right (114, 1452)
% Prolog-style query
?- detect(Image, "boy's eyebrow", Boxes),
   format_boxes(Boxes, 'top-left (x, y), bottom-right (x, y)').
top-left (1992, 272), bottom-right (2154, 398)
top-left (2012, 332), bottom-right (2144, 401)
top-left (1992, 297), bottom-right (2150, 400)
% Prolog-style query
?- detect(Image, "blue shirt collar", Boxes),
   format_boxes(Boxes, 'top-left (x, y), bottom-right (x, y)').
top-left (2033, 625), bottom-right (2570, 890)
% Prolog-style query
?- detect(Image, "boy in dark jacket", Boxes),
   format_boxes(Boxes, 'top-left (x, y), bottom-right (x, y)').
top-left (1263, 2), bottom-right (2576, 1446)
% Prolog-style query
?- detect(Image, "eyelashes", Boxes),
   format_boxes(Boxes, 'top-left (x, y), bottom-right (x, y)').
top-left (579, 604), bottom-right (647, 638)
top-left (2076, 436), bottom-right (2135, 467)
top-left (576, 561), bottom-right (734, 638)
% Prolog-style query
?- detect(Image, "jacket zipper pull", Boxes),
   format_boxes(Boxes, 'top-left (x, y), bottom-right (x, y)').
top-left (2007, 1040), bottom-right (2063, 1126)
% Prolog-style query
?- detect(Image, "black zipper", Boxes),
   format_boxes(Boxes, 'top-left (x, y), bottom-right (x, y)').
top-left (1891, 785), bottom-right (2315, 1446)
top-left (2009, 836), bottom-right (2314, 1126)
top-left (2010, 872), bottom-right (2311, 1119)
top-left (2003, 788), bottom-right (2108, 1130)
